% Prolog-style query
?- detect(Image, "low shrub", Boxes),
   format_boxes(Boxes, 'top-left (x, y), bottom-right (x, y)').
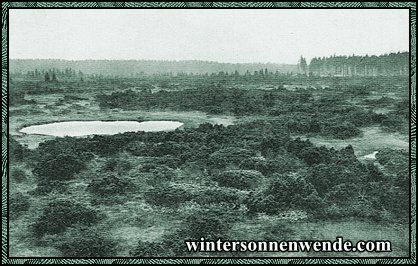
top-left (33, 199), bottom-right (100, 237)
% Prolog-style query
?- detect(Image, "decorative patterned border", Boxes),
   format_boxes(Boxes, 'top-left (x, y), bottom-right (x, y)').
top-left (1, 2), bottom-right (416, 264)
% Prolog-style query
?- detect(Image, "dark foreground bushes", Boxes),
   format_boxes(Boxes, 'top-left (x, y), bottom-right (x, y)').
top-left (33, 199), bottom-right (100, 237)
top-left (130, 241), bottom-right (168, 257)
top-left (144, 183), bottom-right (244, 208)
top-left (55, 226), bottom-right (116, 257)
top-left (88, 175), bottom-right (136, 205)
top-left (212, 170), bottom-right (264, 190)
top-left (33, 154), bottom-right (87, 181)
top-left (10, 192), bottom-right (30, 219)
top-left (131, 211), bottom-right (231, 256)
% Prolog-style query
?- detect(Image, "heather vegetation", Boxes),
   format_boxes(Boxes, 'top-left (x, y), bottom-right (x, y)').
top-left (9, 56), bottom-right (409, 257)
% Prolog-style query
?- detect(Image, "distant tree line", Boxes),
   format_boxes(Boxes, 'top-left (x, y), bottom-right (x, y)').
top-left (22, 67), bottom-right (84, 82)
top-left (307, 52), bottom-right (408, 77)
top-left (10, 59), bottom-right (297, 77)
top-left (11, 52), bottom-right (408, 79)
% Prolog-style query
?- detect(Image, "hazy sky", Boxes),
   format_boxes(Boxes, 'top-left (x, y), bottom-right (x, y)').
top-left (9, 9), bottom-right (409, 64)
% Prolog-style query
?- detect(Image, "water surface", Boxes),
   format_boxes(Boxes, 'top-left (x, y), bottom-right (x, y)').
top-left (20, 120), bottom-right (183, 137)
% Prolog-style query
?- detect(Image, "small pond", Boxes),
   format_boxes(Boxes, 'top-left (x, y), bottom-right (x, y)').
top-left (19, 120), bottom-right (183, 137)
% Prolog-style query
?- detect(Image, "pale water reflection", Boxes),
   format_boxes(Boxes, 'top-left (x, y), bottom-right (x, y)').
top-left (20, 121), bottom-right (183, 137)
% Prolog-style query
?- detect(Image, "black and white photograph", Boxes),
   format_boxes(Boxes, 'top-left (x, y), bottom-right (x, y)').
top-left (6, 7), bottom-right (412, 259)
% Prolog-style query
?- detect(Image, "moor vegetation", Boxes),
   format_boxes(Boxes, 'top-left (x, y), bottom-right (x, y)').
top-left (9, 59), bottom-right (409, 257)
top-left (9, 119), bottom-right (408, 256)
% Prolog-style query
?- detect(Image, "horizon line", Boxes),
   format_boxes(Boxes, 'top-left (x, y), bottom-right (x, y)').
top-left (9, 50), bottom-right (409, 65)
top-left (9, 58), bottom-right (298, 65)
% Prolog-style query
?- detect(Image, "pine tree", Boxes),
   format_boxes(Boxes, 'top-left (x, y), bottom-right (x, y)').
top-left (52, 72), bottom-right (57, 82)
top-left (299, 56), bottom-right (308, 75)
